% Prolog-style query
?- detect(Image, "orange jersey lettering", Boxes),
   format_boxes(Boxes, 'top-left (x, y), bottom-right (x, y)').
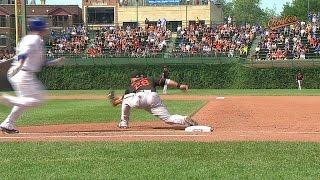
top-left (131, 78), bottom-right (151, 90)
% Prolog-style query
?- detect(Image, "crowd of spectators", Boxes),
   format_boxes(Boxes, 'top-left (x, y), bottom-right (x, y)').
top-left (309, 12), bottom-right (320, 56)
top-left (41, 12), bottom-right (320, 61)
top-left (47, 25), bottom-right (89, 58)
top-left (255, 12), bottom-right (320, 61)
top-left (0, 48), bottom-right (15, 62)
top-left (89, 23), bottom-right (172, 58)
top-left (171, 23), bottom-right (257, 58)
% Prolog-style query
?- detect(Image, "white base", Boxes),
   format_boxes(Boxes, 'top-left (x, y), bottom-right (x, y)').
top-left (185, 126), bottom-right (213, 132)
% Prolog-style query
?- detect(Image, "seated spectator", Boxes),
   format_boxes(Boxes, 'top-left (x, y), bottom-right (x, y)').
top-left (276, 49), bottom-right (284, 60)
top-left (309, 37), bottom-right (317, 47)
top-left (177, 25), bottom-right (182, 35)
top-left (271, 51), bottom-right (277, 60)
top-left (284, 41), bottom-right (290, 51)
top-left (293, 51), bottom-right (300, 59)
top-left (87, 47), bottom-right (97, 57)
top-left (283, 50), bottom-right (288, 60)
top-left (240, 45), bottom-right (248, 56)
top-left (300, 49), bottom-right (306, 59)
top-left (47, 49), bottom-right (54, 58)
top-left (255, 45), bottom-right (260, 54)
top-left (266, 52), bottom-right (272, 60)
top-left (228, 47), bottom-right (234, 57)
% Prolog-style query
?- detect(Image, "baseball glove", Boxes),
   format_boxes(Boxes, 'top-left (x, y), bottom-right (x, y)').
top-left (107, 90), bottom-right (123, 107)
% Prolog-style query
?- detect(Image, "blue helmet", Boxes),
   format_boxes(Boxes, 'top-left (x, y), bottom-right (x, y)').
top-left (28, 17), bottom-right (47, 31)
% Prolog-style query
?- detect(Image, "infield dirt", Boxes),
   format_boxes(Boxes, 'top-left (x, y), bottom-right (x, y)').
top-left (1, 95), bottom-right (319, 142)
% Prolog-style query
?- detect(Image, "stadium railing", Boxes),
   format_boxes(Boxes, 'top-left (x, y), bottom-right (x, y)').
top-left (45, 52), bottom-right (320, 66)
top-left (4, 54), bottom-right (320, 67)
top-left (61, 54), bottom-right (241, 65)
top-left (242, 58), bottom-right (320, 67)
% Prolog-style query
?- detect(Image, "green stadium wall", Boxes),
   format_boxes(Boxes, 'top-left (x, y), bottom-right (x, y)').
top-left (37, 64), bottom-right (320, 90)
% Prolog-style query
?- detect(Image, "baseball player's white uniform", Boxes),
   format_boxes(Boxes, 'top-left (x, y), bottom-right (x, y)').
top-left (121, 91), bottom-right (187, 125)
top-left (118, 70), bottom-right (197, 128)
top-left (0, 17), bottom-right (62, 133)
top-left (0, 34), bottom-right (46, 132)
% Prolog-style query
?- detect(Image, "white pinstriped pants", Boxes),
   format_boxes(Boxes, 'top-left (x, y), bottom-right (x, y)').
top-left (1, 70), bottom-right (46, 128)
top-left (121, 92), bottom-right (187, 125)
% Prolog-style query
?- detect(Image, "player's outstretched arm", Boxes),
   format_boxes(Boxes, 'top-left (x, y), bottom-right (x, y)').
top-left (167, 79), bottom-right (188, 91)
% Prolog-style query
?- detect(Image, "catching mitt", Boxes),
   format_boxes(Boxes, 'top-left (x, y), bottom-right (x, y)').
top-left (107, 90), bottom-right (123, 107)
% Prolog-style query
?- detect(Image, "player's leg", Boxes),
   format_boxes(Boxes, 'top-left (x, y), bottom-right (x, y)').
top-left (1, 74), bottom-right (45, 133)
top-left (119, 92), bottom-right (150, 128)
top-left (4, 73), bottom-right (45, 107)
top-left (300, 80), bottom-right (302, 90)
top-left (2, 94), bottom-right (44, 107)
top-left (118, 94), bottom-right (138, 128)
top-left (163, 84), bottom-right (167, 94)
top-left (298, 80), bottom-right (301, 90)
top-left (0, 106), bottom-right (26, 133)
top-left (119, 102), bottom-right (131, 128)
top-left (147, 93), bottom-right (197, 126)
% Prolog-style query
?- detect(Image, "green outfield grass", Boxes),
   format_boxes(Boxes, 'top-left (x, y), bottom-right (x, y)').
top-left (0, 100), bottom-right (205, 126)
top-left (0, 90), bottom-right (319, 179)
top-left (0, 142), bottom-right (319, 179)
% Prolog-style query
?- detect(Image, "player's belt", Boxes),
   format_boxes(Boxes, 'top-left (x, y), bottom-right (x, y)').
top-left (137, 90), bottom-right (155, 93)
top-left (21, 69), bottom-right (31, 72)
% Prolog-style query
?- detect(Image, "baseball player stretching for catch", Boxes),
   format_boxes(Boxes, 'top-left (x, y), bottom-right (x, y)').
top-left (0, 17), bottom-right (65, 134)
top-left (108, 70), bottom-right (198, 128)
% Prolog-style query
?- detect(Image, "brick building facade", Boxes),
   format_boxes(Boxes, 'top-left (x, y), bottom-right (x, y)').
top-left (0, 4), bottom-right (82, 51)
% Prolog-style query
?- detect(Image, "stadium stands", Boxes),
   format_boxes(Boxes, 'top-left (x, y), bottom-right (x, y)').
top-left (170, 23), bottom-right (256, 58)
top-left (89, 24), bottom-right (172, 58)
top-left (256, 20), bottom-right (320, 61)
top-left (46, 25), bottom-right (89, 58)
top-left (42, 17), bottom-right (320, 62)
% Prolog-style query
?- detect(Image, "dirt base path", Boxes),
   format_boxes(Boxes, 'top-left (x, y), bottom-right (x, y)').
top-left (1, 95), bottom-right (320, 142)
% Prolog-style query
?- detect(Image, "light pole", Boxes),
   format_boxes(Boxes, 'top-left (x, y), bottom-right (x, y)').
top-left (136, 0), bottom-right (138, 27)
top-left (185, 5), bottom-right (188, 27)
top-left (21, 0), bottom-right (26, 36)
top-left (15, 0), bottom-right (19, 53)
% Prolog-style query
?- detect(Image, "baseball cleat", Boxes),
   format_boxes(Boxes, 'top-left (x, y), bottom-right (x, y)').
top-left (118, 120), bottom-right (129, 128)
top-left (0, 127), bottom-right (19, 134)
top-left (185, 116), bottom-right (198, 126)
